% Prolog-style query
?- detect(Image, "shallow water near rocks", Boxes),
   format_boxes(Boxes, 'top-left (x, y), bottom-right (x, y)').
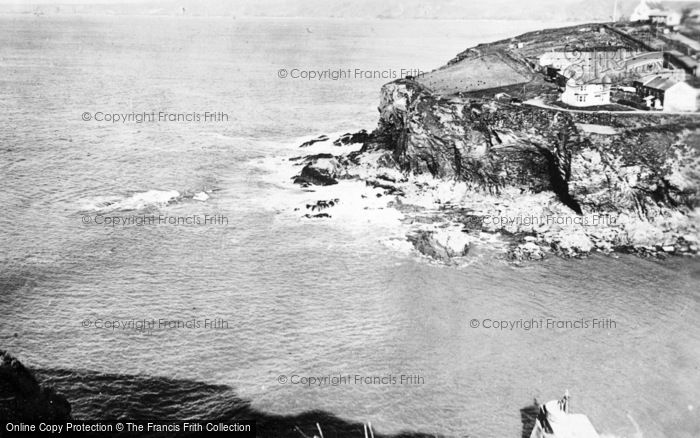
top-left (1, 16), bottom-right (699, 438)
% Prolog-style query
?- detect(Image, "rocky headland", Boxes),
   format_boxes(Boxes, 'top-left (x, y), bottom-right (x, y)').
top-left (289, 23), bottom-right (700, 264)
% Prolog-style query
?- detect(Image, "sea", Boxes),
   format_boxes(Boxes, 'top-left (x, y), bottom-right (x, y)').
top-left (0, 15), bottom-right (699, 438)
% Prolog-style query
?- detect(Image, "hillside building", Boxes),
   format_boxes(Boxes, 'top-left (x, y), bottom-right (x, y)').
top-left (539, 48), bottom-right (665, 84)
top-left (630, 0), bottom-right (693, 25)
top-left (665, 50), bottom-right (699, 77)
top-left (649, 10), bottom-right (682, 26)
top-left (561, 77), bottom-right (612, 107)
top-left (634, 75), bottom-right (700, 111)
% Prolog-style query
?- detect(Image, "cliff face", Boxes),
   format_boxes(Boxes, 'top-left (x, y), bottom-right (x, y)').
top-left (0, 351), bottom-right (71, 424)
top-left (375, 79), bottom-right (700, 221)
top-left (290, 24), bottom-right (699, 261)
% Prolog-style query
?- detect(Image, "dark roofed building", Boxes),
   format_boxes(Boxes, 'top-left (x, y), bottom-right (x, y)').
top-left (635, 75), bottom-right (700, 111)
top-left (665, 50), bottom-right (699, 77)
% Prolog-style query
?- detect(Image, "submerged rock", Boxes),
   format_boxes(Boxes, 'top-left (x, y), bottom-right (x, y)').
top-left (366, 179), bottom-right (405, 196)
top-left (333, 130), bottom-right (371, 146)
top-left (289, 152), bottom-right (335, 163)
top-left (554, 230), bottom-right (594, 257)
top-left (299, 134), bottom-right (329, 148)
top-left (407, 228), bottom-right (472, 261)
top-left (508, 241), bottom-right (546, 261)
top-left (306, 199), bottom-right (340, 212)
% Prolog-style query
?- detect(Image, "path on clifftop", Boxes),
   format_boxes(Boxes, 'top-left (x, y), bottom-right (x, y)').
top-left (524, 98), bottom-right (700, 116)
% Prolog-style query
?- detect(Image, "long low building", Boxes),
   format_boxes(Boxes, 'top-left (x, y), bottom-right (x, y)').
top-left (634, 75), bottom-right (700, 111)
top-left (665, 50), bottom-right (699, 77)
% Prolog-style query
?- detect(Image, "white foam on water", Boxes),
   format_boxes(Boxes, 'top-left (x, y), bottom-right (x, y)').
top-left (192, 191), bottom-right (210, 202)
top-left (255, 130), bottom-right (361, 154)
top-left (244, 142), bottom-right (414, 254)
top-left (246, 140), bottom-right (538, 266)
top-left (79, 189), bottom-right (181, 212)
top-left (77, 195), bottom-right (124, 212)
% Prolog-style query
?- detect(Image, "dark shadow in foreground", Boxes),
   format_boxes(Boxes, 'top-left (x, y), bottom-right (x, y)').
top-left (519, 400), bottom-right (539, 438)
top-left (28, 368), bottom-right (444, 438)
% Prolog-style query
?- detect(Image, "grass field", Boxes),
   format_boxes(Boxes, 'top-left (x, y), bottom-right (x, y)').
top-left (416, 52), bottom-right (531, 95)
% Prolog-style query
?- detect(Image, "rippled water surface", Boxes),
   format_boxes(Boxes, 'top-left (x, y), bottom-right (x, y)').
top-left (1, 16), bottom-right (699, 438)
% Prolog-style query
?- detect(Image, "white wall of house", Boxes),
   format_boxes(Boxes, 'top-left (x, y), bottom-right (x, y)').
top-left (650, 12), bottom-right (682, 26)
top-left (631, 0), bottom-right (652, 21)
top-left (666, 12), bottom-right (682, 26)
top-left (561, 83), bottom-right (611, 107)
top-left (664, 82), bottom-right (700, 112)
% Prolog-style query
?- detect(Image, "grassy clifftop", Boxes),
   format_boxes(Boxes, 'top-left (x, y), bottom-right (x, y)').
top-left (359, 24), bottom-right (700, 259)
top-left (288, 23), bottom-right (699, 261)
top-left (416, 23), bottom-right (648, 98)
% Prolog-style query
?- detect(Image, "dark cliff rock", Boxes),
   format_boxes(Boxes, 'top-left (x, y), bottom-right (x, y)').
top-left (287, 24), bottom-right (700, 262)
top-left (372, 79), bottom-right (700, 220)
top-left (407, 229), bottom-right (471, 262)
top-left (299, 134), bottom-right (329, 148)
top-left (292, 158), bottom-right (343, 186)
top-left (0, 351), bottom-right (71, 424)
top-left (333, 129), bottom-right (371, 146)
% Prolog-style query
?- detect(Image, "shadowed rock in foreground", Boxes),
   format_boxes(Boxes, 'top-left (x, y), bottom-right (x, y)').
top-left (0, 350), bottom-right (72, 424)
top-left (3, 352), bottom-right (442, 438)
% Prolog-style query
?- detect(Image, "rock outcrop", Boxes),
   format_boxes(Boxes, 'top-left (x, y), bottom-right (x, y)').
top-left (375, 79), bottom-right (699, 217)
top-left (293, 157), bottom-right (343, 186)
top-left (288, 24), bottom-right (700, 263)
top-left (408, 228), bottom-right (473, 262)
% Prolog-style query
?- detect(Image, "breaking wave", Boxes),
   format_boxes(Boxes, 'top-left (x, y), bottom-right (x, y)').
top-left (79, 190), bottom-right (182, 212)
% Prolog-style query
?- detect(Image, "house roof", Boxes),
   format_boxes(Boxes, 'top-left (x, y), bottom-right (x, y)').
top-left (632, 0), bottom-right (700, 20)
top-left (643, 1), bottom-right (700, 12)
top-left (648, 9), bottom-right (681, 17)
top-left (566, 74), bottom-right (611, 86)
top-left (642, 76), bottom-right (680, 90)
top-left (667, 50), bottom-right (699, 69)
top-left (641, 76), bottom-right (700, 92)
top-left (660, 1), bottom-right (700, 11)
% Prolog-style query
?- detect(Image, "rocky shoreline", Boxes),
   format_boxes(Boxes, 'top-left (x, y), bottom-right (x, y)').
top-left (287, 123), bottom-right (698, 264)
top-left (285, 23), bottom-right (700, 265)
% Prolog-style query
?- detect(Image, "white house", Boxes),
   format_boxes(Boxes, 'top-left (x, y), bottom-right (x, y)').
top-left (649, 10), bottom-right (682, 26)
top-left (630, 0), bottom-right (658, 21)
top-left (630, 0), bottom-right (682, 25)
top-left (636, 75), bottom-right (700, 112)
top-left (561, 78), bottom-right (611, 107)
top-left (664, 82), bottom-right (700, 112)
